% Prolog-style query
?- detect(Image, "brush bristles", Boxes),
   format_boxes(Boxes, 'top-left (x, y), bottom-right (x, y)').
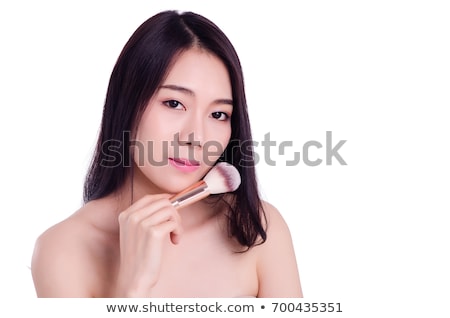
top-left (203, 162), bottom-right (241, 194)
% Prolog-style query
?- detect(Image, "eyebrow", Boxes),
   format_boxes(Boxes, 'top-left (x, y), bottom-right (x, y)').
top-left (159, 84), bottom-right (233, 106)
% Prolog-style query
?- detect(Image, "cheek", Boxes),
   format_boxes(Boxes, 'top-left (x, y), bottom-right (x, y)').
top-left (136, 106), bottom-right (175, 142)
top-left (133, 111), bottom-right (171, 164)
top-left (203, 125), bottom-right (231, 164)
top-left (217, 124), bottom-right (232, 150)
top-left (221, 128), bottom-right (232, 148)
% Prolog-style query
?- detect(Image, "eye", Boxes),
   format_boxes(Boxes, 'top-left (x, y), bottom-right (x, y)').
top-left (211, 111), bottom-right (229, 121)
top-left (163, 100), bottom-right (185, 110)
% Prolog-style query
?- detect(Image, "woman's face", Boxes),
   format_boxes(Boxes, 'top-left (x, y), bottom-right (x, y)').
top-left (133, 48), bottom-right (233, 194)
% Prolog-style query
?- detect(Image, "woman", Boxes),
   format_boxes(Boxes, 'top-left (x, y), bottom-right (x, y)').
top-left (31, 10), bottom-right (302, 297)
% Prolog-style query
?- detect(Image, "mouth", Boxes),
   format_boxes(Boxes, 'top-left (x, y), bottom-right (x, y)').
top-left (168, 158), bottom-right (201, 172)
top-left (169, 158), bottom-right (200, 166)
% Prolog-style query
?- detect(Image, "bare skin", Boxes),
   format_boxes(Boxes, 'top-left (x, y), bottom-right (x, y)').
top-left (31, 49), bottom-right (303, 297)
top-left (31, 189), bottom-right (302, 297)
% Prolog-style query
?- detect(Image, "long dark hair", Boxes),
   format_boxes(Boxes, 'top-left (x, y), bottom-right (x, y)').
top-left (83, 10), bottom-right (266, 248)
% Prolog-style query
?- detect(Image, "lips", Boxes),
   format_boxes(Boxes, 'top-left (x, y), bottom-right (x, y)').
top-left (170, 158), bottom-right (200, 166)
top-left (168, 158), bottom-right (200, 172)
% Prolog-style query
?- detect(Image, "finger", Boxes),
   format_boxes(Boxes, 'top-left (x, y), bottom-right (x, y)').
top-left (146, 219), bottom-right (182, 244)
top-left (140, 207), bottom-right (183, 245)
top-left (140, 207), bottom-right (176, 228)
top-left (119, 197), bottom-right (173, 224)
top-left (127, 194), bottom-right (172, 213)
top-left (169, 213), bottom-right (183, 245)
top-left (141, 207), bottom-right (183, 243)
top-left (170, 231), bottom-right (181, 245)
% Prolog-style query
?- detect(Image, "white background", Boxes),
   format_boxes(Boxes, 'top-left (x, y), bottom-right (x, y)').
top-left (0, 0), bottom-right (449, 316)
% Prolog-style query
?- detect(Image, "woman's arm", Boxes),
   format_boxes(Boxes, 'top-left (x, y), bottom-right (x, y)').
top-left (256, 202), bottom-right (303, 297)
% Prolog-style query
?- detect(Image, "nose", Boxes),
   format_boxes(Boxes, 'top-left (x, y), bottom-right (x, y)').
top-left (177, 113), bottom-right (204, 148)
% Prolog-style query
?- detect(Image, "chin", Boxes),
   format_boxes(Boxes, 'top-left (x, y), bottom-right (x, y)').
top-left (159, 178), bottom-right (199, 195)
top-left (136, 164), bottom-right (206, 194)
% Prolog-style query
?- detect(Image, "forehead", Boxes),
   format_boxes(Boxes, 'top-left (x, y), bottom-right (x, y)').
top-left (162, 48), bottom-right (232, 98)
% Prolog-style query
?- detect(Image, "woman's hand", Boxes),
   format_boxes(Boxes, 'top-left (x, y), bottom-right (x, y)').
top-left (114, 194), bottom-right (182, 297)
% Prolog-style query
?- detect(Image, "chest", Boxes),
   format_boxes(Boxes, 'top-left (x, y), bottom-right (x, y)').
top-left (97, 223), bottom-right (259, 297)
top-left (148, 228), bottom-right (258, 297)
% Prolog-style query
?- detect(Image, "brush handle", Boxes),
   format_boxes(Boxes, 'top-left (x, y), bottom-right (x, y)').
top-left (170, 180), bottom-right (210, 208)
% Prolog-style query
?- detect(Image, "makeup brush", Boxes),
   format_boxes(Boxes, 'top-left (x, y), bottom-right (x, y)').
top-left (170, 162), bottom-right (241, 209)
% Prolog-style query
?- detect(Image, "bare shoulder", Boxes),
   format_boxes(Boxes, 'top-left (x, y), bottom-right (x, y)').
top-left (255, 200), bottom-right (303, 297)
top-left (257, 200), bottom-right (295, 254)
top-left (260, 200), bottom-right (290, 233)
top-left (31, 203), bottom-right (108, 297)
